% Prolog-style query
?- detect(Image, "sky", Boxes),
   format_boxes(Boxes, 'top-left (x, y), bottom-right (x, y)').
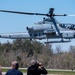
top-left (0, 0), bottom-right (75, 51)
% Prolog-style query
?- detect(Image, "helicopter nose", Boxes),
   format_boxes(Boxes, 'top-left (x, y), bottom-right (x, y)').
top-left (26, 26), bottom-right (33, 30)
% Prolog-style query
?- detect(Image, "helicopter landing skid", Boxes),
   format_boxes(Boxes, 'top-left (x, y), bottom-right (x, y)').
top-left (44, 40), bottom-right (71, 43)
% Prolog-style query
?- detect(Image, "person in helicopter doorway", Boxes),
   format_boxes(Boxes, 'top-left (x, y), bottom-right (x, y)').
top-left (27, 60), bottom-right (48, 75)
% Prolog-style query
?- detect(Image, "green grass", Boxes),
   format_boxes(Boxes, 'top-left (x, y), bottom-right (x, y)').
top-left (2, 68), bottom-right (75, 75)
top-left (2, 68), bottom-right (27, 73)
top-left (48, 70), bottom-right (75, 75)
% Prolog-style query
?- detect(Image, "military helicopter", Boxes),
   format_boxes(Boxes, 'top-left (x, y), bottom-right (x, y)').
top-left (0, 8), bottom-right (75, 43)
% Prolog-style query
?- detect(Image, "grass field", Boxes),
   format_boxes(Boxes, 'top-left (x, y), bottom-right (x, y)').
top-left (48, 70), bottom-right (75, 75)
top-left (2, 68), bottom-right (75, 75)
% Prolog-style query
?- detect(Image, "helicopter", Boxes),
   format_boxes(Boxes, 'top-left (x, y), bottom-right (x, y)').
top-left (0, 8), bottom-right (75, 43)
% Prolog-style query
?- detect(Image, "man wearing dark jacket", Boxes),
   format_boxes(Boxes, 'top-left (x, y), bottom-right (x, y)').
top-left (6, 61), bottom-right (23, 75)
top-left (27, 60), bottom-right (48, 75)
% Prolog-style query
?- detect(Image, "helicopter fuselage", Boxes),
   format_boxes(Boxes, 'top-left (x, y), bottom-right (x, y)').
top-left (0, 22), bottom-right (75, 41)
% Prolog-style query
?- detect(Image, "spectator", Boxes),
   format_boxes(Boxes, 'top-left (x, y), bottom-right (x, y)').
top-left (27, 60), bottom-right (48, 75)
top-left (0, 65), bottom-right (2, 75)
top-left (6, 61), bottom-right (23, 75)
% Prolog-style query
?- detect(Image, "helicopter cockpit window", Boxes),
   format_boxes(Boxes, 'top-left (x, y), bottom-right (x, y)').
top-left (36, 21), bottom-right (53, 25)
top-left (71, 24), bottom-right (75, 28)
top-left (36, 21), bottom-right (45, 25)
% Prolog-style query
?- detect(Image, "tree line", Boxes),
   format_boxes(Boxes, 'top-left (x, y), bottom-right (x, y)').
top-left (0, 39), bottom-right (75, 70)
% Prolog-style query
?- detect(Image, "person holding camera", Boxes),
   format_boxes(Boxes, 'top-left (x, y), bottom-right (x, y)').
top-left (27, 60), bottom-right (48, 75)
top-left (5, 61), bottom-right (23, 75)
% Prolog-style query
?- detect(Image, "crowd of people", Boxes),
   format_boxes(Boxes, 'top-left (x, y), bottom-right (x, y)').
top-left (0, 60), bottom-right (48, 75)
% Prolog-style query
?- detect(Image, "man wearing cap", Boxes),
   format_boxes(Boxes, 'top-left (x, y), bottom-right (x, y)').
top-left (6, 61), bottom-right (23, 75)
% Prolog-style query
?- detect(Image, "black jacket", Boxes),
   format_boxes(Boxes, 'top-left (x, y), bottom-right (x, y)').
top-left (27, 64), bottom-right (48, 75)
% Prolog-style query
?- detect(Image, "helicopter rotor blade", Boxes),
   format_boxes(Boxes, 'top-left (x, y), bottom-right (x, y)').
top-left (0, 10), bottom-right (47, 16)
top-left (53, 14), bottom-right (67, 16)
top-left (67, 15), bottom-right (75, 16)
top-left (0, 9), bottom-right (75, 17)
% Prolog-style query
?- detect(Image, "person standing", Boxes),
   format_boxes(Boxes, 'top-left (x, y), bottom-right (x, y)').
top-left (0, 65), bottom-right (2, 75)
top-left (27, 60), bottom-right (48, 75)
top-left (6, 61), bottom-right (23, 75)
